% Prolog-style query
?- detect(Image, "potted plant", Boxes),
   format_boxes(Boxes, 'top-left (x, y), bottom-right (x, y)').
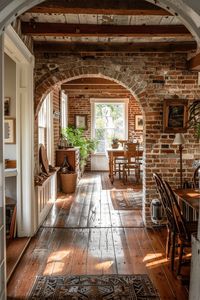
top-left (111, 137), bottom-right (119, 149)
top-left (62, 126), bottom-right (98, 173)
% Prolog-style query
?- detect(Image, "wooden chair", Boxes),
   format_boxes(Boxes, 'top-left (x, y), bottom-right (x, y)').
top-left (164, 180), bottom-right (198, 275)
top-left (193, 165), bottom-right (200, 188)
top-left (153, 173), bottom-right (177, 271)
top-left (122, 143), bottom-right (141, 184)
top-left (118, 140), bottom-right (127, 147)
top-left (114, 140), bottom-right (128, 179)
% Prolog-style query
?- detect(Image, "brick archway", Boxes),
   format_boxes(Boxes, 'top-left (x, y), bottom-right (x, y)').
top-left (34, 64), bottom-right (149, 224)
top-left (34, 64), bottom-right (148, 117)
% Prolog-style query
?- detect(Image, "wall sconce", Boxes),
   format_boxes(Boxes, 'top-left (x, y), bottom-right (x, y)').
top-left (173, 133), bottom-right (186, 188)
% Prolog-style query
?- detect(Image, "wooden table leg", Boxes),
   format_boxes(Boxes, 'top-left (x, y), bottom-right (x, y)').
top-left (108, 153), bottom-right (114, 183)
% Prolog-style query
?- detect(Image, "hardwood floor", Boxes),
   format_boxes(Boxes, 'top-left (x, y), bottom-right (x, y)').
top-left (6, 237), bottom-right (30, 281)
top-left (7, 172), bottom-right (189, 299)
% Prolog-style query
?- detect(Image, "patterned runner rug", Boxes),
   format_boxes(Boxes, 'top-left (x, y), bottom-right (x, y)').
top-left (101, 173), bottom-right (142, 191)
top-left (110, 190), bottom-right (142, 210)
top-left (29, 274), bottom-right (160, 299)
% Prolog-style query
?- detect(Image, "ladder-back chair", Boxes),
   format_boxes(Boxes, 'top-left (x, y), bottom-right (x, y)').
top-left (164, 180), bottom-right (198, 275)
top-left (153, 173), bottom-right (177, 271)
top-left (122, 143), bottom-right (141, 184)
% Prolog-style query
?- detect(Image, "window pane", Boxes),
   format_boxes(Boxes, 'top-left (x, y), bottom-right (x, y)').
top-left (61, 92), bottom-right (68, 129)
top-left (94, 103), bottom-right (125, 153)
top-left (38, 127), bottom-right (45, 145)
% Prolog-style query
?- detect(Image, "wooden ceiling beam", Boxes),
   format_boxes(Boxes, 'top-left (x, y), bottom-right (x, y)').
top-left (22, 23), bottom-right (191, 37)
top-left (34, 41), bottom-right (197, 53)
top-left (188, 52), bottom-right (200, 70)
top-left (27, 0), bottom-right (171, 16)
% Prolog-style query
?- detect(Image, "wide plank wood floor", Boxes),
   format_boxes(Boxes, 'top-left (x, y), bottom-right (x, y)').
top-left (7, 172), bottom-right (189, 299)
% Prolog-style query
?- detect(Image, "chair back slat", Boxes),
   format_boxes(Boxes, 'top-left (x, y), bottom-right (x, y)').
top-left (124, 143), bottom-right (140, 163)
top-left (193, 165), bottom-right (200, 188)
top-left (164, 180), bottom-right (190, 241)
top-left (118, 140), bottom-right (127, 147)
top-left (153, 173), bottom-right (176, 231)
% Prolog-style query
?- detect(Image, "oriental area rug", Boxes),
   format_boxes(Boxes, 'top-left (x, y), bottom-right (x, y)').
top-left (29, 274), bottom-right (160, 299)
top-left (110, 190), bottom-right (142, 210)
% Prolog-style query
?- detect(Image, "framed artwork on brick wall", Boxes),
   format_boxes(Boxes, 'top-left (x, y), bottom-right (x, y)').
top-left (135, 115), bottom-right (143, 131)
top-left (74, 114), bottom-right (87, 130)
top-left (163, 99), bottom-right (188, 133)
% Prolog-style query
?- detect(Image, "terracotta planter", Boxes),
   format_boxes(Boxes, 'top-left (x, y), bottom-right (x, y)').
top-left (60, 173), bottom-right (77, 193)
top-left (111, 143), bottom-right (119, 149)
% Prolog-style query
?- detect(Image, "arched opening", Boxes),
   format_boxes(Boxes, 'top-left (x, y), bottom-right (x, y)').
top-left (34, 73), bottom-right (146, 218)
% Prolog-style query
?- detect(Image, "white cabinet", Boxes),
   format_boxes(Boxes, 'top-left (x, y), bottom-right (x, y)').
top-left (35, 168), bottom-right (59, 228)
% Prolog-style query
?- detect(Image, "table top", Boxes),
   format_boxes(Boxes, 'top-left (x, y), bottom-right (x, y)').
top-left (107, 147), bottom-right (125, 153)
top-left (174, 188), bottom-right (200, 212)
top-left (107, 148), bottom-right (143, 154)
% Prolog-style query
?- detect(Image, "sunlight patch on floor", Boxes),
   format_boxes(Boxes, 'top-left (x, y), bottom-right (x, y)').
top-left (56, 195), bottom-right (73, 202)
top-left (143, 253), bottom-right (163, 262)
top-left (143, 252), bottom-right (168, 269)
top-left (146, 257), bottom-right (168, 268)
top-left (43, 250), bottom-right (71, 275)
top-left (95, 261), bottom-right (114, 270)
top-left (47, 250), bottom-right (71, 263)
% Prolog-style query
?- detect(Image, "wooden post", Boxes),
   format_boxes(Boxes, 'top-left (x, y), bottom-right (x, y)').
top-left (179, 144), bottom-right (183, 189)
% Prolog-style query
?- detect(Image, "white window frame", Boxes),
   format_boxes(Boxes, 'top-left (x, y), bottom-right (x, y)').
top-left (90, 98), bottom-right (129, 154)
top-left (38, 92), bottom-right (53, 165)
top-left (61, 90), bottom-right (68, 129)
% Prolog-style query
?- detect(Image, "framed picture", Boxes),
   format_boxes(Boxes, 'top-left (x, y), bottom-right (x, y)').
top-left (74, 114), bottom-right (87, 130)
top-left (135, 115), bottom-right (143, 131)
top-left (163, 99), bottom-right (188, 133)
top-left (4, 97), bottom-right (10, 116)
top-left (4, 117), bottom-right (15, 144)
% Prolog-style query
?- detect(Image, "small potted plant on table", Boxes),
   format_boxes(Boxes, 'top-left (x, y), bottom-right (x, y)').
top-left (111, 138), bottom-right (119, 149)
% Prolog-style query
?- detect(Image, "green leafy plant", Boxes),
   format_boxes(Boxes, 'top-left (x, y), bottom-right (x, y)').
top-left (62, 127), bottom-right (98, 169)
top-left (187, 100), bottom-right (200, 140)
top-left (112, 138), bottom-right (119, 144)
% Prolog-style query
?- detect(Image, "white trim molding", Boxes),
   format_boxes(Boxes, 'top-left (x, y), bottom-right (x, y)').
top-left (4, 25), bottom-right (35, 237)
top-left (4, 25), bottom-right (34, 65)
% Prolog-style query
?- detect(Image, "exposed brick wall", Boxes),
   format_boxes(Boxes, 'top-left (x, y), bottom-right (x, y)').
top-left (129, 96), bottom-right (143, 139)
top-left (33, 52), bottom-right (200, 226)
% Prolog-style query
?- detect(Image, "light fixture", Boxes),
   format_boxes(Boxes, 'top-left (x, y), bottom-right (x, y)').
top-left (173, 133), bottom-right (186, 188)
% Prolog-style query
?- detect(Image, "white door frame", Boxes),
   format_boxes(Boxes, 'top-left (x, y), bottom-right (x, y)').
top-left (4, 25), bottom-right (35, 237)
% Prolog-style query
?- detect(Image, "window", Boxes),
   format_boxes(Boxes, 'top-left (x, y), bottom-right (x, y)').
top-left (38, 92), bottom-right (53, 164)
top-left (91, 99), bottom-right (128, 153)
top-left (61, 91), bottom-right (68, 129)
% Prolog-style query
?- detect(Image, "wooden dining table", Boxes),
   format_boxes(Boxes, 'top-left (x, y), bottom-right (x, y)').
top-left (174, 188), bottom-right (200, 221)
top-left (107, 147), bottom-right (143, 183)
